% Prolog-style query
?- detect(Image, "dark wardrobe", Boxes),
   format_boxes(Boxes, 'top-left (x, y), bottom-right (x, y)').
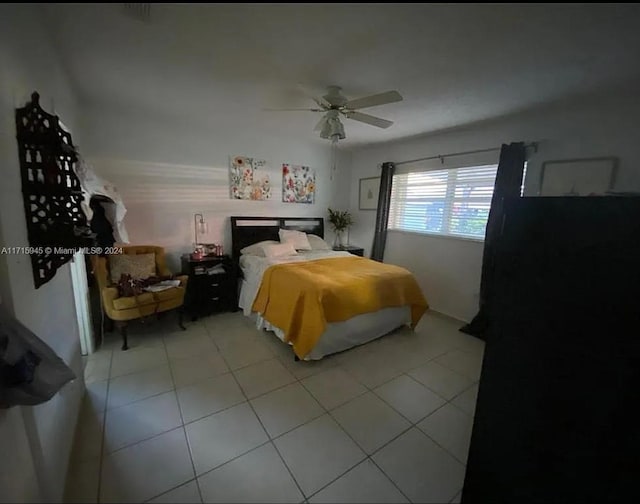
top-left (462, 196), bottom-right (640, 503)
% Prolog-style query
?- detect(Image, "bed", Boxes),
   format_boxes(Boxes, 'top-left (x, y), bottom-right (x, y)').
top-left (231, 216), bottom-right (429, 360)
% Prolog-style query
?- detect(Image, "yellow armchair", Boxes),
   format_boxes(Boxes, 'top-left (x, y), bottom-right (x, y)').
top-left (91, 246), bottom-right (188, 350)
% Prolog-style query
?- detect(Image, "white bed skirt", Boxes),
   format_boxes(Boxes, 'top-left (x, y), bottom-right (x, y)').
top-left (238, 278), bottom-right (411, 360)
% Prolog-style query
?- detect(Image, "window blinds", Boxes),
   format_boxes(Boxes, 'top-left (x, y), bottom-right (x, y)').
top-left (389, 164), bottom-right (498, 239)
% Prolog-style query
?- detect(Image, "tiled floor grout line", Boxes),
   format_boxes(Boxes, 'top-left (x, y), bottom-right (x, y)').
top-left (160, 328), bottom-right (206, 504)
top-left (369, 382), bottom-right (436, 426)
top-left (305, 457), bottom-right (372, 502)
top-left (86, 322), bottom-right (203, 501)
top-left (97, 364), bottom-right (477, 467)
top-left (268, 441), bottom-right (309, 504)
top-left (104, 338), bottom-right (475, 415)
top-left (95, 347), bottom-right (114, 504)
top-left (96, 338), bottom-right (290, 455)
top-left (375, 375), bottom-right (477, 476)
top-left (104, 384), bottom-right (176, 412)
top-left (263, 360), bottom-right (368, 501)
top-left (292, 357), bottom-right (476, 500)
top-left (86, 315), bottom-right (482, 503)
top-left (411, 406), bottom-right (468, 465)
top-left (105, 336), bottom-right (315, 383)
top-left (368, 455), bottom-right (414, 504)
top-left (205, 334), bottom-right (382, 501)
top-left (178, 395), bottom-right (246, 428)
top-left (296, 370), bottom-right (415, 502)
top-left (295, 374), bottom-right (371, 500)
top-left (206, 335), bottom-right (309, 501)
top-left (142, 477), bottom-right (199, 503)
top-left (190, 438), bottom-right (274, 482)
top-left (248, 411), bottom-right (307, 500)
top-left (394, 374), bottom-right (477, 470)
top-left (407, 375), bottom-right (472, 406)
top-left (109, 421), bottom-right (184, 447)
top-left (448, 381), bottom-right (479, 406)
top-left (335, 340), bottom-right (465, 394)
top-left (301, 371), bottom-right (373, 411)
top-left (99, 323), bottom-right (203, 502)
top-left (108, 360), bottom-right (170, 381)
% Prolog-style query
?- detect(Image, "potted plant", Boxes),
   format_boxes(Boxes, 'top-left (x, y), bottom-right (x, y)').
top-left (327, 208), bottom-right (354, 248)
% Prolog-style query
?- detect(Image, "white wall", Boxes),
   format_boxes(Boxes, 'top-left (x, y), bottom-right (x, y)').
top-left (81, 104), bottom-right (351, 271)
top-left (0, 5), bottom-right (84, 502)
top-left (349, 86), bottom-right (640, 322)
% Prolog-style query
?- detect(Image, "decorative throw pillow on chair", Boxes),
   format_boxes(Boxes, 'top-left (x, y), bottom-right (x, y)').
top-left (108, 253), bottom-right (156, 285)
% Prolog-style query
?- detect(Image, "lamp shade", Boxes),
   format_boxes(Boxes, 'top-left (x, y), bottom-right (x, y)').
top-left (197, 220), bottom-right (208, 235)
top-left (320, 112), bottom-right (346, 141)
top-left (194, 213), bottom-right (208, 245)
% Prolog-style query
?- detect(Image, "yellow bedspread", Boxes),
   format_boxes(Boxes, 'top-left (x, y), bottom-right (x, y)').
top-left (252, 256), bottom-right (429, 359)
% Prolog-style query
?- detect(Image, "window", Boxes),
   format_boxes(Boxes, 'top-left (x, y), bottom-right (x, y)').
top-left (389, 164), bottom-right (498, 240)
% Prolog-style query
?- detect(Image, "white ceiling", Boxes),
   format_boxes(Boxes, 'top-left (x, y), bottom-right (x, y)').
top-left (41, 3), bottom-right (640, 148)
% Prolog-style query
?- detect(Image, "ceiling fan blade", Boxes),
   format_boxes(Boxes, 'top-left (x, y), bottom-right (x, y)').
top-left (296, 83), bottom-right (331, 109)
top-left (262, 108), bottom-right (325, 112)
top-left (313, 96), bottom-right (332, 109)
top-left (344, 90), bottom-right (403, 110)
top-left (313, 115), bottom-right (328, 132)
top-left (344, 111), bottom-right (394, 129)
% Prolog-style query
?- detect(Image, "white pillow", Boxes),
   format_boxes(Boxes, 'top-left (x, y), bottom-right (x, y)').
top-left (240, 240), bottom-right (279, 257)
top-left (306, 234), bottom-right (331, 250)
top-left (262, 242), bottom-right (298, 259)
top-left (278, 229), bottom-right (312, 251)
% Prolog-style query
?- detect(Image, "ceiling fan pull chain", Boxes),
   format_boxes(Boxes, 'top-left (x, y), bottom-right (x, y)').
top-left (330, 140), bottom-right (338, 180)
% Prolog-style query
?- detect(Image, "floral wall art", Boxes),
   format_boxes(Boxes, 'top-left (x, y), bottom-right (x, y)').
top-left (229, 155), bottom-right (271, 200)
top-left (282, 163), bottom-right (315, 204)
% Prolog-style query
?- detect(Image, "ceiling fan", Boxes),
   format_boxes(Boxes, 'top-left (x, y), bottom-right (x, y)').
top-left (265, 85), bottom-right (403, 142)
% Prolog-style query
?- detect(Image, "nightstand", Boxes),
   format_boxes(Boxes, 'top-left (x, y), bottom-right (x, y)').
top-left (332, 245), bottom-right (364, 257)
top-left (181, 254), bottom-right (237, 320)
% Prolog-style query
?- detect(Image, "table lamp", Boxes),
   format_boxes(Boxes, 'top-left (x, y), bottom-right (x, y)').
top-left (193, 213), bottom-right (208, 259)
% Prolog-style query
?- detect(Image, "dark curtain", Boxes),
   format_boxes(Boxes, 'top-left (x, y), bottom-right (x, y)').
top-left (370, 162), bottom-right (395, 262)
top-left (460, 142), bottom-right (526, 339)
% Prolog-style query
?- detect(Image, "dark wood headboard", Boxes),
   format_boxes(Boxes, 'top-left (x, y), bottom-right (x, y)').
top-left (230, 216), bottom-right (324, 265)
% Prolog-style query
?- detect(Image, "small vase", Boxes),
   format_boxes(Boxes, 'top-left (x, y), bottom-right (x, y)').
top-left (334, 230), bottom-right (345, 249)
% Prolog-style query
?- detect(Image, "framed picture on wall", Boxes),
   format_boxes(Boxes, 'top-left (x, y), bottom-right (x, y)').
top-left (539, 157), bottom-right (618, 196)
top-left (282, 164), bottom-right (315, 204)
top-left (359, 177), bottom-right (381, 210)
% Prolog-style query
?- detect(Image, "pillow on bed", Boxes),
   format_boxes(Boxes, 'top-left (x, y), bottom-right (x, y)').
top-left (240, 240), bottom-right (279, 257)
top-left (279, 229), bottom-right (312, 251)
top-left (306, 234), bottom-right (331, 251)
top-left (263, 242), bottom-right (298, 259)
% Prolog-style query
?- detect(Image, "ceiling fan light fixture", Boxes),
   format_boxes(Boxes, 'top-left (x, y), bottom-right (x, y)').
top-left (265, 85), bottom-right (402, 142)
top-left (320, 116), bottom-right (345, 141)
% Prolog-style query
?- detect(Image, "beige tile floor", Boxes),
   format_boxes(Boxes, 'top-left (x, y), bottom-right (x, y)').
top-left (65, 310), bottom-right (483, 503)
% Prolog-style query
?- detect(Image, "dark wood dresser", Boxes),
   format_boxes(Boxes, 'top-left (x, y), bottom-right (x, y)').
top-left (181, 254), bottom-right (238, 320)
top-left (332, 245), bottom-right (364, 257)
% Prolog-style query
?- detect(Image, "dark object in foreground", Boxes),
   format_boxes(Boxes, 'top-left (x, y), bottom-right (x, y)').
top-left (0, 305), bottom-right (75, 408)
top-left (462, 197), bottom-right (640, 503)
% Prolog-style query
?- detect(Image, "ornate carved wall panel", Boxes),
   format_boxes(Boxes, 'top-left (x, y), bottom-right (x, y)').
top-left (15, 92), bottom-right (92, 288)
